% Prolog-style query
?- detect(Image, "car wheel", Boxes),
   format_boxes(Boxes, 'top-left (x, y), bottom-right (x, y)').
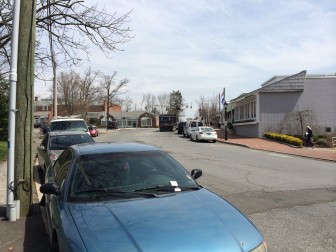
top-left (50, 231), bottom-right (59, 252)
top-left (213, 139), bottom-right (216, 143)
top-left (196, 136), bottom-right (199, 142)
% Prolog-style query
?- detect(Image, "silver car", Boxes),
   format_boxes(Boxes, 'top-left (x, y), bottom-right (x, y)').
top-left (37, 131), bottom-right (94, 173)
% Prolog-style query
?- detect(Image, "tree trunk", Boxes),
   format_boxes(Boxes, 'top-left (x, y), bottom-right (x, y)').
top-left (15, 0), bottom-right (37, 217)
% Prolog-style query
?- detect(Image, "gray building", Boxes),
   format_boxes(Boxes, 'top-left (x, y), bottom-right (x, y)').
top-left (230, 70), bottom-right (336, 138)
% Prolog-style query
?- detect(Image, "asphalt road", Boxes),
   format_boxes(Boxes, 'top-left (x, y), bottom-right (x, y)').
top-left (96, 128), bottom-right (336, 252)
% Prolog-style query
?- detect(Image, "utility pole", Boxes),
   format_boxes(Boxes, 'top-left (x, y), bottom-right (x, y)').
top-left (14, 0), bottom-right (37, 217)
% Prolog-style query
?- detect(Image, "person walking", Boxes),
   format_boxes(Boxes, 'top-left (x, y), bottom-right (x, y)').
top-left (305, 126), bottom-right (315, 148)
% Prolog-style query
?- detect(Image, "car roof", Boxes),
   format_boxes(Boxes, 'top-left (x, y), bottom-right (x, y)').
top-left (51, 118), bottom-right (85, 122)
top-left (71, 142), bottom-right (161, 156)
top-left (48, 131), bottom-right (91, 136)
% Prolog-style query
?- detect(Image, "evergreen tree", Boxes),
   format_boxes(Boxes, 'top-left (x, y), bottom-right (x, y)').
top-left (169, 90), bottom-right (183, 117)
top-left (0, 77), bottom-right (8, 140)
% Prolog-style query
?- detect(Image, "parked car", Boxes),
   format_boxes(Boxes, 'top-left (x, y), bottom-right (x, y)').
top-left (40, 142), bottom-right (267, 252)
top-left (107, 121), bottom-right (119, 129)
top-left (40, 123), bottom-right (49, 135)
top-left (177, 121), bottom-right (186, 134)
top-left (49, 118), bottom-right (88, 133)
top-left (183, 120), bottom-right (203, 137)
top-left (190, 126), bottom-right (218, 143)
top-left (37, 131), bottom-right (94, 173)
top-left (88, 125), bottom-right (98, 137)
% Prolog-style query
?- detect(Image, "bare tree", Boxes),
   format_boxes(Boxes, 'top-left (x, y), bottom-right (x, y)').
top-left (196, 95), bottom-right (218, 125)
top-left (157, 93), bottom-right (169, 114)
top-left (78, 67), bottom-right (101, 119)
top-left (282, 109), bottom-right (318, 136)
top-left (141, 93), bottom-right (153, 111)
top-left (100, 72), bottom-right (129, 126)
top-left (57, 70), bottom-right (81, 115)
top-left (121, 96), bottom-right (134, 112)
top-left (0, 0), bottom-right (133, 78)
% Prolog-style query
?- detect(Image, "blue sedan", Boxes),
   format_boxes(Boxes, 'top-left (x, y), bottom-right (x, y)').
top-left (40, 142), bottom-right (267, 252)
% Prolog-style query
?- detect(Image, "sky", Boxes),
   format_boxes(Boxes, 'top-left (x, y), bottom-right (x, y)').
top-left (35, 0), bottom-right (336, 119)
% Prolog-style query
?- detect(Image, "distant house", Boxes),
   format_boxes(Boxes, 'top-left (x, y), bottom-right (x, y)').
top-left (109, 111), bottom-right (158, 128)
top-left (34, 97), bottom-right (52, 125)
top-left (33, 98), bottom-right (158, 128)
top-left (229, 70), bottom-right (336, 138)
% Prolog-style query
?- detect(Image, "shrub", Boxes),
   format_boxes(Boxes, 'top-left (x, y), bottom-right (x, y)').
top-left (0, 141), bottom-right (7, 161)
top-left (264, 132), bottom-right (303, 147)
top-left (316, 139), bottom-right (330, 148)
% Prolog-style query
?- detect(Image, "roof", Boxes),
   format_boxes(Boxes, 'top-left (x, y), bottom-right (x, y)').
top-left (230, 70), bottom-right (307, 103)
top-left (109, 111), bottom-right (151, 119)
top-left (51, 118), bottom-right (85, 122)
top-left (48, 131), bottom-right (91, 136)
top-left (72, 142), bottom-right (162, 156)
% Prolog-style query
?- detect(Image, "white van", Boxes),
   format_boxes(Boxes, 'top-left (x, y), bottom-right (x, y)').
top-left (183, 120), bottom-right (204, 138)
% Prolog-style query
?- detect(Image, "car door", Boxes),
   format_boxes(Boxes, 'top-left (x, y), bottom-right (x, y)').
top-left (45, 149), bottom-right (74, 242)
top-left (37, 134), bottom-right (49, 170)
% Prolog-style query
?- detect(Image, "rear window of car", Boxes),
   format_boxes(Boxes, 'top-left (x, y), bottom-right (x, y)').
top-left (50, 134), bottom-right (94, 150)
top-left (50, 120), bottom-right (88, 132)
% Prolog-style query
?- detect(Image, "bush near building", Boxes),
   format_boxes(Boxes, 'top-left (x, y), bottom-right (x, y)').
top-left (264, 132), bottom-right (303, 147)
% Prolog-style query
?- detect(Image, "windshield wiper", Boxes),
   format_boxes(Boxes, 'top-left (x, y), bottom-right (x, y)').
top-left (74, 188), bottom-right (158, 198)
top-left (134, 185), bottom-right (200, 193)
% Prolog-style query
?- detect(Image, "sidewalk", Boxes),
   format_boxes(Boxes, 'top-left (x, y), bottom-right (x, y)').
top-left (0, 132), bottom-right (335, 251)
top-left (216, 131), bottom-right (336, 162)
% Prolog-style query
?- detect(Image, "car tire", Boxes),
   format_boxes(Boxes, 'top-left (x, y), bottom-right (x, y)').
top-left (50, 231), bottom-right (59, 252)
top-left (213, 139), bottom-right (216, 143)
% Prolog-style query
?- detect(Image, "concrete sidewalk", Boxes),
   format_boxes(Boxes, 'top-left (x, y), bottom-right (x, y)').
top-left (0, 161), bottom-right (50, 252)
top-left (0, 132), bottom-right (335, 252)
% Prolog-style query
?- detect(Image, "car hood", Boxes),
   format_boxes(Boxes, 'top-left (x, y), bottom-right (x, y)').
top-left (68, 189), bottom-right (263, 252)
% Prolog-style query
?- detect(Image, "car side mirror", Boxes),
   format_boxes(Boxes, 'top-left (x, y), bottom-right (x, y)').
top-left (191, 169), bottom-right (202, 180)
top-left (40, 183), bottom-right (61, 196)
top-left (37, 145), bottom-right (45, 150)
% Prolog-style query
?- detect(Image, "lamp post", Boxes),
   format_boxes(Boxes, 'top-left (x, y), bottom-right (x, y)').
top-left (224, 101), bottom-right (228, 140)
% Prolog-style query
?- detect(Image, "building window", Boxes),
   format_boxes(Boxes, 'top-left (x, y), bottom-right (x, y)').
top-left (43, 106), bottom-right (48, 111)
top-left (326, 127), bottom-right (331, 133)
top-left (141, 117), bottom-right (152, 127)
top-left (253, 101), bottom-right (256, 118)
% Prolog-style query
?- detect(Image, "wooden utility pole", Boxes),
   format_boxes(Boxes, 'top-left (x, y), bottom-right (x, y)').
top-left (15, 0), bottom-right (37, 217)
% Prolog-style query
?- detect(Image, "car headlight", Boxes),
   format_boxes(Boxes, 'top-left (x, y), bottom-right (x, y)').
top-left (250, 241), bottom-right (267, 252)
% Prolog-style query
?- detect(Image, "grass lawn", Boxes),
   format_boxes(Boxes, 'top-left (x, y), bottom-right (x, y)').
top-left (0, 141), bottom-right (7, 161)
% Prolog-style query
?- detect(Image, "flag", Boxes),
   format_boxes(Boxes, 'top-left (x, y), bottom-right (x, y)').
top-left (221, 88), bottom-right (225, 105)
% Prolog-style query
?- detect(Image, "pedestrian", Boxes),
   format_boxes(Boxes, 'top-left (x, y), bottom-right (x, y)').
top-left (305, 126), bottom-right (315, 148)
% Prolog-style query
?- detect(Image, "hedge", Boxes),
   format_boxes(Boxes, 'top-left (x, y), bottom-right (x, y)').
top-left (264, 132), bottom-right (303, 147)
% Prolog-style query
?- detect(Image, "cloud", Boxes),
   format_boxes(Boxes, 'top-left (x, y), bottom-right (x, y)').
top-left (35, 0), bottom-right (336, 118)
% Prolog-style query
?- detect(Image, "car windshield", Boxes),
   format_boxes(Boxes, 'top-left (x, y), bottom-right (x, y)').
top-left (50, 134), bottom-right (94, 150)
top-left (68, 151), bottom-right (199, 202)
top-left (50, 120), bottom-right (87, 132)
top-left (200, 127), bottom-right (214, 132)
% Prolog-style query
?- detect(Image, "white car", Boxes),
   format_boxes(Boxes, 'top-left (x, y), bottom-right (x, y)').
top-left (190, 126), bottom-right (217, 143)
top-left (49, 118), bottom-right (89, 133)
